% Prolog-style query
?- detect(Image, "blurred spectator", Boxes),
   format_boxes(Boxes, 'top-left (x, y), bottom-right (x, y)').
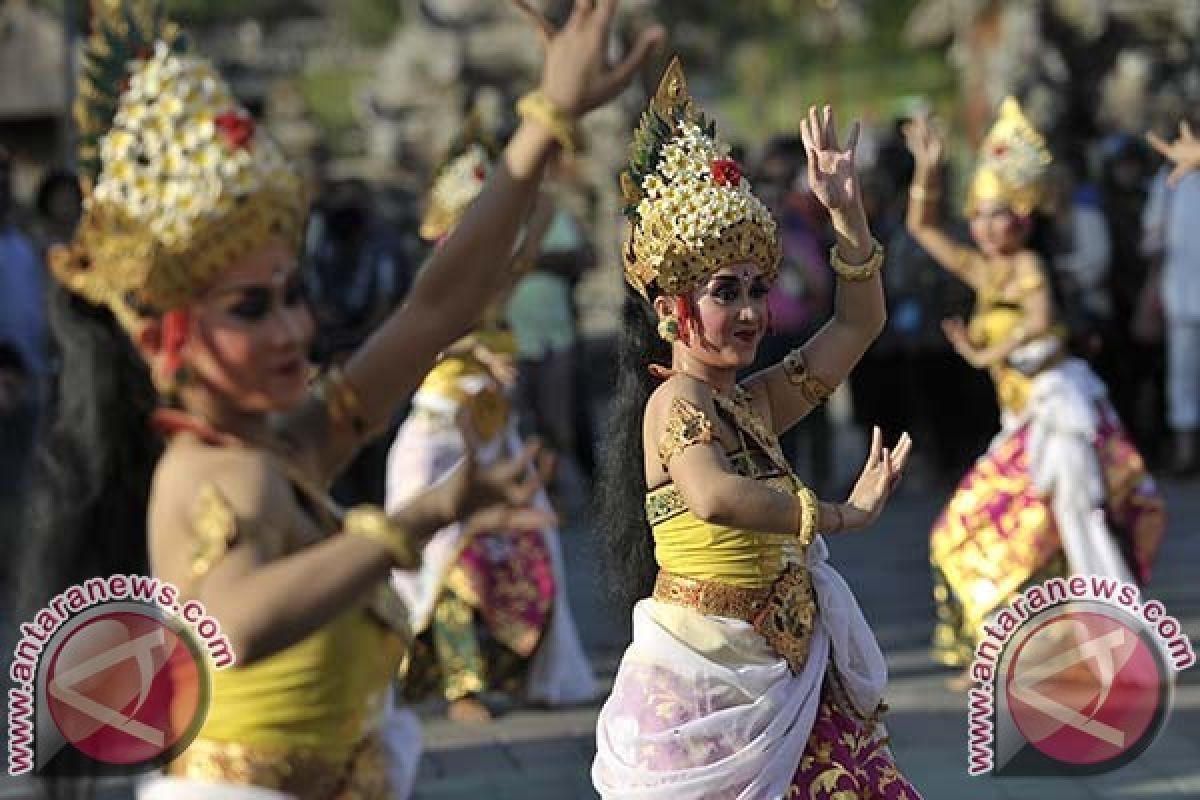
top-left (1143, 124), bottom-right (1200, 476)
top-left (853, 119), bottom-right (997, 484)
top-left (508, 206), bottom-right (594, 502)
top-left (33, 168), bottom-right (82, 252)
top-left (302, 177), bottom-right (425, 504)
top-left (1101, 136), bottom-right (1165, 463)
top-left (0, 146), bottom-right (47, 525)
top-left (750, 135), bottom-right (834, 493)
top-left (1051, 156), bottom-right (1113, 362)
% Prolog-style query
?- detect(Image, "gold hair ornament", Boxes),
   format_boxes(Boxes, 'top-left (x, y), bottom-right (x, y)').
top-left (965, 97), bottom-right (1053, 217)
top-left (620, 58), bottom-right (780, 301)
top-left (49, 0), bottom-right (308, 334)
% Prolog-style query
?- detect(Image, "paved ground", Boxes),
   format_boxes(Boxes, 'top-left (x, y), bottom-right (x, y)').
top-left (3, 478), bottom-right (1198, 800)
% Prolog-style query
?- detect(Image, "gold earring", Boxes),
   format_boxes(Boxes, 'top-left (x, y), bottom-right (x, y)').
top-left (657, 316), bottom-right (679, 342)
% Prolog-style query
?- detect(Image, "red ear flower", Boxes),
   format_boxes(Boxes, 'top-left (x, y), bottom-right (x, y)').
top-left (161, 308), bottom-right (192, 378)
top-left (215, 110), bottom-right (256, 151)
top-left (711, 158), bottom-right (742, 187)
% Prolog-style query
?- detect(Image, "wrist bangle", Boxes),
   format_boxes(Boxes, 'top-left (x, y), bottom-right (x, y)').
top-left (517, 91), bottom-right (584, 154)
top-left (830, 238), bottom-right (884, 282)
top-left (908, 185), bottom-right (938, 201)
top-left (344, 506), bottom-right (422, 569)
top-left (794, 485), bottom-right (819, 545)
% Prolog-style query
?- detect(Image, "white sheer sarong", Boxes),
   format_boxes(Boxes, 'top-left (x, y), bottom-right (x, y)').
top-left (593, 536), bottom-right (886, 799)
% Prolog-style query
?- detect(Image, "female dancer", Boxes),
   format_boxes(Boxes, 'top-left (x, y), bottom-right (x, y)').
top-left (18, 1), bottom-right (662, 797)
top-left (386, 121), bottom-right (596, 722)
top-left (593, 59), bottom-right (921, 799)
top-left (904, 101), bottom-right (1166, 674)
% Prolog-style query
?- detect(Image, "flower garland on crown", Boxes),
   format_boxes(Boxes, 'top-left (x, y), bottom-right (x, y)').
top-left (620, 58), bottom-right (779, 300)
top-left (91, 41), bottom-right (292, 253)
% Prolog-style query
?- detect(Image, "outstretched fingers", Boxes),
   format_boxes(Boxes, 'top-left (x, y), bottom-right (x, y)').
top-left (591, 25), bottom-right (667, 105)
top-left (511, 0), bottom-right (555, 44)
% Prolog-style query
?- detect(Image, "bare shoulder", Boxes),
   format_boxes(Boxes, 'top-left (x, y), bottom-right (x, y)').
top-left (150, 438), bottom-right (290, 533)
top-left (645, 374), bottom-right (718, 433)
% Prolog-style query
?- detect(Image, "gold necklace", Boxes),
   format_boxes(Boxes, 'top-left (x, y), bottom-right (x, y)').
top-left (681, 375), bottom-right (791, 475)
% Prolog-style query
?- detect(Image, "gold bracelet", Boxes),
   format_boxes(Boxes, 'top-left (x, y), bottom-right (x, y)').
top-left (782, 348), bottom-right (835, 406)
top-left (344, 506), bottom-right (422, 569)
top-left (908, 185), bottom-right (938, 201)
top-left (829, 238), bottom-right (884, 282)
top-left (794, 485), bottom-right (819, 546)
top-left (315, 365), bottom-right (369, 437)
top-left (517, 91), bottom-right (584, 154)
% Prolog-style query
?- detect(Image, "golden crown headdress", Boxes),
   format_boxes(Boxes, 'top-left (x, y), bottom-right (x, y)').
top-left (50, 0), bottom-right (307, 334)
top-left (419, 110), bottom-right (500, 242)
top-left (620, 58), bottom-right (780, 302)
top-left (965, 96), bottom-right (1053, 217)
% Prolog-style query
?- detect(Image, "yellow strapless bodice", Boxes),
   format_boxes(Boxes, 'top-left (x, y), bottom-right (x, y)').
top-left (968, 267), bottom-right (1066, 414)
top-left (195, 608), bottom-right (404, 758)
top-left (646, 451), bottom-right (802, 589)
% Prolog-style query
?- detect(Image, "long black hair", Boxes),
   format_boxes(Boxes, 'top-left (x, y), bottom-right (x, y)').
top-left (16, 285), bottom-right (160, 620)
top-left (594, 286), bottom-right (671, 614)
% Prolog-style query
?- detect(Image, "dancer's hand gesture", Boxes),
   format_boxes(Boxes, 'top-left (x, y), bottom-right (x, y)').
top-left (434, 417), bottom-right (557, 537)
top-left (512, 0), bottom-right (666, 117)
top-left (941, 317), bottom-right (988, 368)
top-left (1147, 120), bottom-right (1200, 187)
top-left (903, 113), bottom-right (944, 172)
top-left (799, 105), bottom-right (862, 214)
top-left (842, 427), bottom-right (912, 531)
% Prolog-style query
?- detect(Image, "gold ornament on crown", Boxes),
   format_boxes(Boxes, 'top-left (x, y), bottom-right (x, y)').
top-left (965, 96), bottom-right (1053, 217)
top-left (49, 0), bottom-right (308, 334)
top-left (419, 110), bottom-right (499, 242)
top-left (620, 58), bottom-right (780, 301)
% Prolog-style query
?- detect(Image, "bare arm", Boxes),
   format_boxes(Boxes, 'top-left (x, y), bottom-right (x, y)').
top-left (903, 115), bottom-right (985, 289)
top-left (305, 2), bottom-right (664, 476)
top-left (748, 105), bottom-right (886, 434)
top-left (151, 440), bottom-right (552, 665)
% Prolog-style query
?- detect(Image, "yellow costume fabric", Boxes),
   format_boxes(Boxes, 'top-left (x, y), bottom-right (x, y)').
top-left (647, 471), bottom-right (801, 590)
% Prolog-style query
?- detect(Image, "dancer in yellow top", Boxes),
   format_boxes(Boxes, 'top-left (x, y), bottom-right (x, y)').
top-left (905, 101), bottom-right (1166, 676)
top-left (592, 58), bottom-right (921, 799)
top-left (17, 1), bottom-right (663, 797)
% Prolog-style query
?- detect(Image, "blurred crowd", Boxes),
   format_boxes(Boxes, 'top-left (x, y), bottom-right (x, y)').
top-left (1, 105), bottom-right (1195, 543)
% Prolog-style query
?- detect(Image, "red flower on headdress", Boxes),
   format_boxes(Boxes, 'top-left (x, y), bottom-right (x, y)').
top-left (473, 165), bottom-right (487, 181)
top-left (711, 158), bottom-right (742, 187)
top-left (215, 110), bottom-right (256, 151)
top-left (990, 143), bottom-right (1009, 158)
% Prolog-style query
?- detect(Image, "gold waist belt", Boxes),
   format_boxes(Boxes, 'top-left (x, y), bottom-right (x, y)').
top-left (168, 735), bottom-right (390, 800)
top-left (653, 565), bottom-right (817, 675)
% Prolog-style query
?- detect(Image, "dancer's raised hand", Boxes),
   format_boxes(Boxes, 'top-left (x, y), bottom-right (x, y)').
top-left (841, 427), bottom-right (913, 531)
top-left (512, 0), bottom-right (666, 117)
top-left (902, 113), bottom-right (943, 172)
top-left (1147, 120), bottom-right (1200, 187)
top-left (799, 104), bottom-right (862, 214)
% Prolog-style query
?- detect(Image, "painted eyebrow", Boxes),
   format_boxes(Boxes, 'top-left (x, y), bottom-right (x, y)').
top-left (210, 271), bottom-right (302, 297)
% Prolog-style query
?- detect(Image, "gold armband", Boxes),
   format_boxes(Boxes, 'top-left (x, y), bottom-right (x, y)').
top-left (794, 485), bottom-right (819, 546)
top-left (782, 348), bottom-right (835, 407)
top-left (191, 483), bottom-right (240, 581)
top-left (314, 365), bottom-right (369, 438)
top-left (908, 185), bottom-right (938, 202)
top-left (830, 238), bottom-right (884, 282)
top-left (517, 91), bottom-right (584, 154)
top-left (344, 506), bottom-right (422, 569)
top-left (658, 396), bottom-right (716, 469)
